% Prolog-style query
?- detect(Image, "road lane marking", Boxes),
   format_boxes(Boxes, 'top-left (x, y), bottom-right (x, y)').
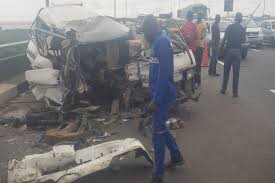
top-left (250, 49), bottom-right (261, 52)
top-left (270, 90), bottom-right (275, 94)
top-left (218, 61), bottom-right (224, 66)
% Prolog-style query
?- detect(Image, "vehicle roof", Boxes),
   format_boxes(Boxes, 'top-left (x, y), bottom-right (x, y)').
top-left (37, 5), bottom-right (129, 43)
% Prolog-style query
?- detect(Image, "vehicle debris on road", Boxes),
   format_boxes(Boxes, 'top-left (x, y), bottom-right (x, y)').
top-left (8, 138), bottom-right (153, 183)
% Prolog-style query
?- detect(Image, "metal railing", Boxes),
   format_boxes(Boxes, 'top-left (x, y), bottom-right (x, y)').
top-left (0, 40), bottom-right (28, 49)
top-left (0, 40), bottom-right (30, 81)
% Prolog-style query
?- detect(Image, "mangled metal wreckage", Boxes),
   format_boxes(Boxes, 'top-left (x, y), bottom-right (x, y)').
top-left (25, 5), bottom-right (199, 112)
top-left (14, 5), bottom-right (199, 183)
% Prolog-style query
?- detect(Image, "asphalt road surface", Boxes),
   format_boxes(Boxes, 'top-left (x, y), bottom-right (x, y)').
top-left (77, 48), bottom-right (275, 183)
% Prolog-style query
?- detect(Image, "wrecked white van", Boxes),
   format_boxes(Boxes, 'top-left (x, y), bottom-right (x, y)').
top-left (26, 5), bottom-right (199, 112)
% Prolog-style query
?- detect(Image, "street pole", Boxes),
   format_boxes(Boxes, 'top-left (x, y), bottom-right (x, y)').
top-left (126, 0), bottom-right (128, 17)
top-left (263, 0), bottom-right (266, 15)
top-left (171, 0), bottom-right (173, 13)
top-left (179, 0), bottom-right (181, 10)
top-left (46, 0), bottom-right (49, 7)
top-left (114, 0), bottom-right (117, 18)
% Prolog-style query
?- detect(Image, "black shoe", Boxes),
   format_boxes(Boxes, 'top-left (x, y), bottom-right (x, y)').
top-left (220, 90), bottom-right (226, 95)
top-left (150, 176), bottom-right (164, 183)
top-left (166, 155), bottom-right (185, 169)
top-left (233, 93), bottom-right (239, 98)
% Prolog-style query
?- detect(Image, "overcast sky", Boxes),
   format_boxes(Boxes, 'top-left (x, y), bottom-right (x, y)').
top-left (0, 0), bottom-right (274, 22)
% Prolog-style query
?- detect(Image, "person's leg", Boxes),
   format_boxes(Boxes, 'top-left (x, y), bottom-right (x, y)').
top-left (162, 103), bottom-right (183, 166)
top-left (232, 50), bottom-right (241, 96)
top-left (195, 47), bottom-right (203, 84)
top-left (221, 50), bottom-right (232, 93)
top-left (164, 130), bottom-right (182, 161)
top-left (208, 48), bottom-right (214, 75)
top-left (152, 132), bottom-right (166, 180)
top-left (151, 105), bottom-right (169, 180)
top-left (213, 48), bottom-right (219, 75)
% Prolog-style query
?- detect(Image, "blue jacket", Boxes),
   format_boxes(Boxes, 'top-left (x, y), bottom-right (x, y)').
top-left (149, 31), bottom-right (176, 106)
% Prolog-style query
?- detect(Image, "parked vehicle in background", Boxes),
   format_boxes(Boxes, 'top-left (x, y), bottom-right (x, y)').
top-left (261, 19), bottom-right (275, 47)
top-left (241, 18), bottom-right (264, 48)
top-left (180, 3), bottom-right (210, 21)
top-left (158, 18), bottom-right (186, 36)
top-left (219, 21), bottom-right (249, 59)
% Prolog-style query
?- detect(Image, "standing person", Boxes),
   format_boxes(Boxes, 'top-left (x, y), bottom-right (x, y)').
top-left (220, 13), bottom-right (246, 98)
top-left (142, 15), bottom-right (184, 183)
top-left (209, 14), bottom-right (221, 76)
top-left (180, 11), bottom-right (198, 53)
top-left (195, 12), bottom-right (208, 86)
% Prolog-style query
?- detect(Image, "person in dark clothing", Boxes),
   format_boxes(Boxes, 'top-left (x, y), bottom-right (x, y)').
top-left (195, 12), bottom-right (208, 86)
top-left (209, 14), bottom-right (221, 76)
top-left (142, 15), bottom-right (184, 183)
top-left (220, 12), bottom-right (246, 98)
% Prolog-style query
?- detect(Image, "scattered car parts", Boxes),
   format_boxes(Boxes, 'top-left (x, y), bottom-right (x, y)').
top-left (8, 138), bottom-right (153, 183)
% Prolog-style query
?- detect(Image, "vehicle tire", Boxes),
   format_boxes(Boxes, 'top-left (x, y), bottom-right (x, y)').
top-left (241, 48), bottom-right (248, 59)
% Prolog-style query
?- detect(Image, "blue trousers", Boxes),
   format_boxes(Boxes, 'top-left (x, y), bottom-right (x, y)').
top-left (209, 47), bottom-right (218, 75)
top-left (221, 49), bottom-right (241, 95)
top-left (152, 103), bottom-right (181, 178)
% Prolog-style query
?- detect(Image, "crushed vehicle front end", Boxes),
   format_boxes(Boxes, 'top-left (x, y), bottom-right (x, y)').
top-left (26, 7), bottom-right (199, 114)
top-left (26, 5), bottom-right (131, 112)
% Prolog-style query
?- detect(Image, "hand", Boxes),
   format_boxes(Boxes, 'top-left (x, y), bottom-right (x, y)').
top-left (147, 102), bottom-right (159, 114)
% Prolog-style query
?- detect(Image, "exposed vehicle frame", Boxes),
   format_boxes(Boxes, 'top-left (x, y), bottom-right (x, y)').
top-left (26, 5), bottom-right (200, 115)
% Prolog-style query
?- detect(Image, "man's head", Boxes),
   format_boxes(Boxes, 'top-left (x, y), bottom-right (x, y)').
top-left (235, 12), bottom-right (243, 23)
top-left (197, 12), bottom-right (203, 22)
top-left (142, 14), bottom-right (161, 42)
top-left (215, 14), bottom-right (221, 23)
top-left (186, 11), bottom-right (194, 21)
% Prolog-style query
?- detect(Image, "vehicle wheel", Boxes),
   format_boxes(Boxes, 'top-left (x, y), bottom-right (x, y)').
top-left (241, 48), bottom-right (248, 59)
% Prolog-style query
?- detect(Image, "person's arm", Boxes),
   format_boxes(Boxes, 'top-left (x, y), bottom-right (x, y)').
top-left (152, 38), bottom-right (171, 105)
top-left (221, 26), bottom-right (229, 49)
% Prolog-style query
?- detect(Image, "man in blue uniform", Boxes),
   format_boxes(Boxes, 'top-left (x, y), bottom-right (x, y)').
top-left (142, 15), bottom-right (184, 183)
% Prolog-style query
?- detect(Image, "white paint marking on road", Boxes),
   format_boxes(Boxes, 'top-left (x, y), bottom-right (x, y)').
top-left (250, 49), bottom-right (261, 52)
top-left (218, 61), bottom-right (224, 66)
top-left (270, 90), bottom-right (275, 94)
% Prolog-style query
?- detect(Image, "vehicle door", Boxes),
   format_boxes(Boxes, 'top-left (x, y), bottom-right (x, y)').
top-left (261, 22), bottom-right (268, 41)
top-left (264, 21), bottom-right (273, 42)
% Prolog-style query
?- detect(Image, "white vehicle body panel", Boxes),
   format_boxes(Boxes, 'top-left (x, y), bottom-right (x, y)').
top-left (125, 50), bottom-right (196, 83)
top-left (8, 138), bottom-right (153, 183)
